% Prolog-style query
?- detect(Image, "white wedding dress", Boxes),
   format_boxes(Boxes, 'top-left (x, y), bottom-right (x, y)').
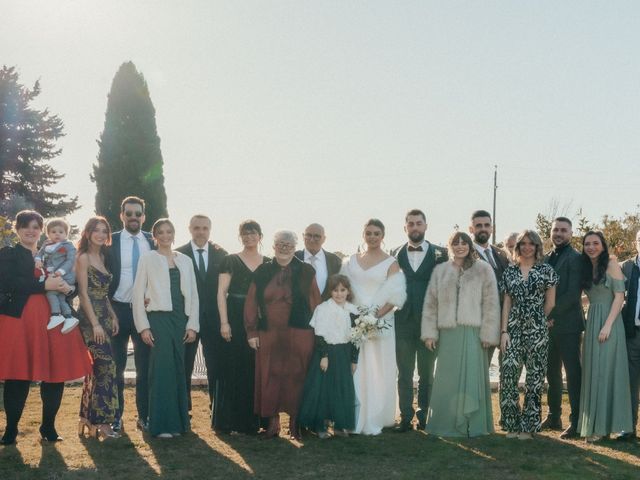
top-left (342, 255), bottom-right (406, 435)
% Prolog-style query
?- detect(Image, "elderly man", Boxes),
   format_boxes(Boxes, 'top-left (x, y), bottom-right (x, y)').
top-left (295, 223), bottom-right (342, 295)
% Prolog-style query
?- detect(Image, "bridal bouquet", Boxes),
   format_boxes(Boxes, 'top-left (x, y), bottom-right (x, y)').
top-left (350, 306), bottom-right (390, 348)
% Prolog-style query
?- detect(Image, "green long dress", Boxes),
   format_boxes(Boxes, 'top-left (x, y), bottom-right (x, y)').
top-left (147, 267), bottom-right (190, 436)
top-left (426, 325), bottom-right (494, 437)
top-left (579, 274), bottom-right (632, 437)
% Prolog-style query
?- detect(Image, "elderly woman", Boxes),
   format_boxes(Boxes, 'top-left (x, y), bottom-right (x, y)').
top-left (133, 219), bottom-right (199, 438)
top-left (244, 230), bottom-right (321, 440)
top-left (499, 230), bottom-right (558, 440)
top-left (421, 232), bottom-right (500, 437)
top-left (0, 210), bottom-right (92, 445)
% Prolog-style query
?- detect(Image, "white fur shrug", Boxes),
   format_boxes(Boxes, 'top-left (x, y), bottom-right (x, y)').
top-left (421, 260), bottom-right (500, 346)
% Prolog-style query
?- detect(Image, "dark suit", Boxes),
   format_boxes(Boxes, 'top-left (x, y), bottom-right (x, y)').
top-left (176, 241), bottom-right (228, 410)
top-left (621, 256), bottom-right (640, 433)
top-left (544, 244), bottom-right (584, 428)
top-left (475, 244), bottom-right (510, 363)
top-left (393, 242), bottom-right (448, 426)
top-left (294, 249), bottom-right (342, 296)
top-left (106, 230), bottom-right (155, 424)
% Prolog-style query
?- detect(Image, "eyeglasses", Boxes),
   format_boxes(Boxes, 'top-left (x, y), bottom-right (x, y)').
top-left (304, 233), bottom-right (323, 240)
top-left (124, 211), bottom-right (143, 218)
top-left (275, 242), bottom-right (295, 251)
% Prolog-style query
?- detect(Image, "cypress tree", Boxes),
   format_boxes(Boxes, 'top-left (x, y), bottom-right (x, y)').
top-left (92, 61), bottom-right (168, 231)
top-left (0, 65), bottom-right (78, 217)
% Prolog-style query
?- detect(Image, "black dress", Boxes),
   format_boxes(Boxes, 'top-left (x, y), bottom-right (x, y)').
top-left (214, 254), bottom-right (269, 433)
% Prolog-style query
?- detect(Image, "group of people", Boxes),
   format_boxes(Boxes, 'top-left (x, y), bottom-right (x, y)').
top-left (0, 199), bottom-right (639, 446)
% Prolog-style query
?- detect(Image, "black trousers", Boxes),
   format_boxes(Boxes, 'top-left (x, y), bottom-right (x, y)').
top-left (111, 301), bottom-right (150, 422)
top-left (184, 316), bottom-right (219, 411)
top-left (395, 331), bottom-right (435, 424)
top-left (627, 328), bottom-right (640, 432)
top-left (3, 380), bottom-right (64, 433)
top-left (546, 330), bottom-right (582, 428)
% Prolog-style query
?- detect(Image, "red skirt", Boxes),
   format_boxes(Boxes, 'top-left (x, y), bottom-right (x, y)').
top-left (0, 294), bottom-right (92, 382)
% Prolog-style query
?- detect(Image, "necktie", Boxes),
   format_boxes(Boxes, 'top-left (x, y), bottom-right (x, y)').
top-left (309, 255), bottom-right (317, 269)
top-left (131, 236), bottom-right (140, 281)
top-left (408, 245), bottom-right (423, 252)
top-left (485, 249), bottom-right (497, 269)
top-left (197, 248), bottom-right (206, 279)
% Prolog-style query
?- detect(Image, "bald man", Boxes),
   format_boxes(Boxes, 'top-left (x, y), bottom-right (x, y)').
top-left (295, 223), bottom-right (342, 296)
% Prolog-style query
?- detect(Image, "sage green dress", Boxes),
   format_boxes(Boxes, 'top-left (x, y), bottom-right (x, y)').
top-left (147, 267), bottom-right (190, 436)
top-left (579, 274), bottom-right (632, 437)
top-left (426, 325), bottom-right (494, 437)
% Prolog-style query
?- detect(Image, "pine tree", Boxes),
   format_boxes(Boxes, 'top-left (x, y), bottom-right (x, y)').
top-left (0, 66), bottom-right (78, 217)
top-left (92, 62), bottom-right (168, 231)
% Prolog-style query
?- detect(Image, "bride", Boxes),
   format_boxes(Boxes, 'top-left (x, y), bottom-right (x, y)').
top-left (341, 219), bottom-right (406, 435)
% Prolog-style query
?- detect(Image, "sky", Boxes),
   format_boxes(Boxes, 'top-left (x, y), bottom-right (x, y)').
top-left (2, 1), bottom-right (639, 254)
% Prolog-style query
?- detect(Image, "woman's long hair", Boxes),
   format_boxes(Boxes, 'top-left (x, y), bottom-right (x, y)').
top-left (77, 216), bottom-right (112, 256)
top-left (448, 231), bottom-right (476, 270)
top-left (580, 230), bottom-right (609, 290)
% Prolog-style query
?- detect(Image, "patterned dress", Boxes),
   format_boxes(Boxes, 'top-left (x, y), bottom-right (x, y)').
top-left (79, 266), bottom-right (119, 424)
top-left (499, 263), bottom-right (558, 433)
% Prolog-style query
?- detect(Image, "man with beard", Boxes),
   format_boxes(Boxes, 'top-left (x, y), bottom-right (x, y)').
top-left (542, 217), bottom-right (583, 438)
top-left (392, 209), bottom-right (447, 431)
top-left (295, 223), bottom-right (342, 296)
top-left (107, 196), bottom-right (155, 432)
top-left (469, 210), bottom-right (510, 364)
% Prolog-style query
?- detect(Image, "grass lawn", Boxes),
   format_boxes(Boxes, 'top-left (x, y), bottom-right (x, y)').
top-left (1, 385), bottom-right (639, 479)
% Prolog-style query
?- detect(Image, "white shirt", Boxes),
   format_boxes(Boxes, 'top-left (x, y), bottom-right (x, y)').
top-left (474, 243), bottom-right (496, 267)
top-left (190, 241), bottom-right (209, 273)
top-left (113, 230), bottom-right (152, 303)
top-left (407, 240), bottom-right (429, 272)
top-left (304, 248), bottom-right (328, 294)
top-left (636, 257), bottom-right (640, 326)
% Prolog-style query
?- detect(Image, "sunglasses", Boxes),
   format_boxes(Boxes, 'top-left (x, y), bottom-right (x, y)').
top-left (124, 211), bottom-right (143, 218)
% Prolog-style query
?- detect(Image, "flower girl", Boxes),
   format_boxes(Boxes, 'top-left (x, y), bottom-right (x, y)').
top-left (298, 274), bottom-right (359, 438)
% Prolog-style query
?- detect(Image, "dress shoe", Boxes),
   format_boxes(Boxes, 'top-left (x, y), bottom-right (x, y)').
top-left (260, 416), bottom-right (280, 440)
top-left (1, 427), bottom-right (18, 445)
top-left (111, 419), bottom-right (123, 433)
top-left (288, 419), bottom-right (302, 441)
top-left (39, 426), bottom-right (63, 442)
top-left (616, 431), bottom-right (637, 442)
top-left (560, 425), bottom-right (579, 439)
top-left (518, 432), bottom-right (533, 440)
top-left (393, 422), bottom-right (413, 433)
top-left (540, 417), bottom-right (562, 431)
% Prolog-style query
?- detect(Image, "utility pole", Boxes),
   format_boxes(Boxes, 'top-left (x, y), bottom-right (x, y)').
top-left (492, 165), bottom-right (498, 245)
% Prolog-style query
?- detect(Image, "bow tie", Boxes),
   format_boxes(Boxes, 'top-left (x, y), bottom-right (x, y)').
top-left (408, 245), bottom-right (423, 252)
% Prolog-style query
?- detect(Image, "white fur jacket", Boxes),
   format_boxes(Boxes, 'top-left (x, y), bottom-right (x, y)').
top-left (421, 260), bottom-right (500, 346)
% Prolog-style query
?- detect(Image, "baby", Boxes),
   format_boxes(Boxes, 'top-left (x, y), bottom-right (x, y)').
top-left (35, 218), bottom-right (79, 334)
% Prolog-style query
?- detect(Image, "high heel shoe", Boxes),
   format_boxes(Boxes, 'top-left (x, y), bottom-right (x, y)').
top-left (95, 424), bottom-right (120, 440)
top-left (78, 418), bottom-right (95, 437)
top-left (1, 426), bottom-right (18, 445)
top-left (39, 426), bottom-right (63, 442)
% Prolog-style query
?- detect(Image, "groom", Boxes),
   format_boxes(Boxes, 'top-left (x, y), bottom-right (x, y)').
top-left (392, 209), bottom-right (448, 431)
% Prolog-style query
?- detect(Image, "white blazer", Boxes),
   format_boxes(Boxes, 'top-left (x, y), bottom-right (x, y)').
top-left (132, 250), bottom-right (200, 333)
